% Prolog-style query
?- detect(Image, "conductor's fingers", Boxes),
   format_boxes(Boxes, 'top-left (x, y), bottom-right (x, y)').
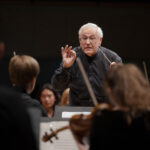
top-left (61, 47), bottom-right (65, 55)
top-left (64, 45), bottom-right (69, 52)
top-left (71, 50), bottom-right (76, 59)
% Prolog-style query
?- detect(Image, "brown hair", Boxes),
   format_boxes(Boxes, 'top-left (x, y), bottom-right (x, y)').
top-left (9, 55), bottom-right (40, 89)
top-left (104, 64), bottom-right (150, 116)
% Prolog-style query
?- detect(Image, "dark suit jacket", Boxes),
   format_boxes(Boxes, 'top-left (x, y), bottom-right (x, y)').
top-left (52, 46), bottom-right (122, 106)
top-left (0, 85), bottom-right (38, 150)
top-left (13, 86), bottom-right (47, 117)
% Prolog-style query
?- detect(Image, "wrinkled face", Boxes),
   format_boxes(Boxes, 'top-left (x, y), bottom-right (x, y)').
top-left (79, 27), bottom-right (102, 56)
top-left (40, 89), bottom-right (56, 110)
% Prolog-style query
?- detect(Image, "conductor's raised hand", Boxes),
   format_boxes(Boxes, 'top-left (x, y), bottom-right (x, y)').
top-left (61, 45), bottom-right (76, 68)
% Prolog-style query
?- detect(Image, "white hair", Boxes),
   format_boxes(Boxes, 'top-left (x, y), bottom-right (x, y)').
top-left (78, 23), bottom-right (103, 38)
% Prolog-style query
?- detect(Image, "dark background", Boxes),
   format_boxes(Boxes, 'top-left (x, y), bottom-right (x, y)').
top-left (0, 0), bottom-right (150, 89)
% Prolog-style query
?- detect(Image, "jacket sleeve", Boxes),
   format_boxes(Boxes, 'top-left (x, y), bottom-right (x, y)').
top-left (107, 49), bottom-right (122, 63)
top-left (100, 47), bottom-right (122, 64)
top-left (105, 48), bottom-right (122, 63)
top-left (51, 62), bottom-right (71, 91)
top-left (112, 53), bottom-right (122, 63)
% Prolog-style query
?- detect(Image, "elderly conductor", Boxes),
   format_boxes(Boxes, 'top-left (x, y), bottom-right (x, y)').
top-left (51, 23), bottom-right (122, 106)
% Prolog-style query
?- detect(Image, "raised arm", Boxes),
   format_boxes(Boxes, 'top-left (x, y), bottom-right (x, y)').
top-left (51, 45), bottom-right (76, 91)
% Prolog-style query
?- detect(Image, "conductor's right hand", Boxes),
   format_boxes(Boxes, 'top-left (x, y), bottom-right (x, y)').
top-left (61, 45), bottom-right (76, 68)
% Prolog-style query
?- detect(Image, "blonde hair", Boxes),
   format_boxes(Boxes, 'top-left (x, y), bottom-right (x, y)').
top-left (9, 55), bottom-right (40, 89)
top-left (104, 64), bottom-right (150, 116)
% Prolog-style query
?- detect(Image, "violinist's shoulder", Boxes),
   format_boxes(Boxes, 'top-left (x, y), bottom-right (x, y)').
top-left (93, 109), bottom-right (125, 122)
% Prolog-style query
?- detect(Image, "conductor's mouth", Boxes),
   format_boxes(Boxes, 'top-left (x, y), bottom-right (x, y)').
top-left (85, 47), bottom-right (92, 50)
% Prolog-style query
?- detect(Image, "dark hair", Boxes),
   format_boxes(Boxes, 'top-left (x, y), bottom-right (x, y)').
top-left (36, 83), bottom-right (60, 105)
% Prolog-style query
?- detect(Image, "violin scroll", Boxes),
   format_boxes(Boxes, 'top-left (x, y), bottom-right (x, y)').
top-left (42, 125), bottom-right (69, 143)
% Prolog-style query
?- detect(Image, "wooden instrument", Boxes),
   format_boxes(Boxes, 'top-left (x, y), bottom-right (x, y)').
top-left (42, 125), bottom-right (69, 143)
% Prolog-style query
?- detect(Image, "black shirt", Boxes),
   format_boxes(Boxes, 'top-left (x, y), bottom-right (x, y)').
top-left (90, 109), bottom-right (150, 150)
top-left (51, 46), bottom-right (122, 106)
top-left (13, 86), bottom-right (47, 117)
top-left (0, 85), bottom-right (38, 150)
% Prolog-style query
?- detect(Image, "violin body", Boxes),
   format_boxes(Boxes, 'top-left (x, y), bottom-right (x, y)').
top-left (42, 103), bottom-right (112, 145)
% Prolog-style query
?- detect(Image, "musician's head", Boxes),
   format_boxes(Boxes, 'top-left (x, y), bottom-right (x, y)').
top-left (9, 55), bottom-right (40, 94)
top-left (78, 23), bottom-right (103, 57)
top-left (104, 63), bottom-right (150, 115)
top-left (37, 83), bottom-right (59, 113)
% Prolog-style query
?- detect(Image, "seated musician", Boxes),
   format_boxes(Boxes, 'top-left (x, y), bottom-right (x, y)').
top-left (90, 63), bottom-right (150, 150)
top-left (0, 46), bottom-right (38, 150)
top-left (9, 54), bottom-right (47, 117)
top-left (36, 83), bottom-right (60, 117)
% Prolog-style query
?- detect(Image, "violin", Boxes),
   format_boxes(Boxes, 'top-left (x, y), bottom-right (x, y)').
top-left (42, 125), bottom-right (69, 143)
top-left (42, 103), bottom-right (111, 144)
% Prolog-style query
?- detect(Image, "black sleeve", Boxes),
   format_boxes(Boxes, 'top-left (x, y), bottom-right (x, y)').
top-left (111, 53), bottom-right (122, 63)
top-left (27, 99), bottom-right (48, 117)
top-left (107, 50), bottom-right (122, 63)
top-left (51, 62), bottom-right (71, 91)
top-left (101, 47), bottom-right (123, 63)
top-left (22, 93), bottom-right (48, 117)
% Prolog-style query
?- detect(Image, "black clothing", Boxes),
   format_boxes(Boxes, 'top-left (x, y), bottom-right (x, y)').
top-left (90, 109), bottom-right (150, 150)
top-left (13, 86), bottom-right (47, 117)
top-left (51, 46), bottom-right (122, 106)
top-left (0, 85), bottom-right (37, 150)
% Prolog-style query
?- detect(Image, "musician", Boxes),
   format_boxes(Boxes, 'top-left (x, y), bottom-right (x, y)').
top-left (0, 50), bottom-right (37, 149)
top-left (0, 85), bottom-right (38, 150)
top-left (9, 54), bottom-right (47, 116)
top-left (90, 64), bottom-right (150, 149)
top-left (51, 23), bottom-right (122, 106)
top-left (36, 83), bottom-right (60, 117)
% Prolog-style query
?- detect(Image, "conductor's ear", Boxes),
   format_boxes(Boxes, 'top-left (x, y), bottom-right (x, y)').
top-left (99, 37), bottom-right (103, 45)
top-left (99, 37), bottom-right (103, 46)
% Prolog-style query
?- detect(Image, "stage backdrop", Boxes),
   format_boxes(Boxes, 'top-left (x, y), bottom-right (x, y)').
top-left (0, 1), bottom-right (150, 85)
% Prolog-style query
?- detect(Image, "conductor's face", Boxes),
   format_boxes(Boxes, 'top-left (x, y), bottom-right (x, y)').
top-left (79, 27), bottom-right (102, 57)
